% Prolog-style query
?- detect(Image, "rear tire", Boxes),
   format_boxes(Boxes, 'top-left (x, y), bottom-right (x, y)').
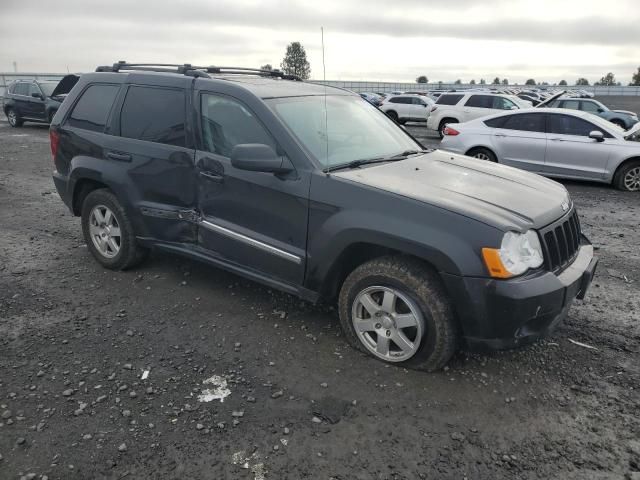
top-left (467, 147), bottom-right (497, 163)
top-left (7, 108), bottom-right (23, 127)
top-left (386, 111), bottom-right (399, 123)
top-left (81, 189), bottom-right (149, 270)
top-left (613, 160), bottom-right (640, 191)
top-left (438, 118), bottom-right (457, 138)
top-left (338, 256), bottom-right (459, 371)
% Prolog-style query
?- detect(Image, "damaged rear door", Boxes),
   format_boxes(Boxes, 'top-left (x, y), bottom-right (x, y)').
top-left (105, 78), bottom-right (198, 244)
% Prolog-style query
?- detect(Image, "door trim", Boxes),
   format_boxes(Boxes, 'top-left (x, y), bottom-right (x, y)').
top-left (200, 219), bottom-right (302, 264)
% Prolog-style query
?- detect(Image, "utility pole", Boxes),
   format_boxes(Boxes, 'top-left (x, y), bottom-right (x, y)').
top-left (13, 61), bottom-right (17, 73)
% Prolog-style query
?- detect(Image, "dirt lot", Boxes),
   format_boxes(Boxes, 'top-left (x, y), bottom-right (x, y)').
top-left (0, 120), bottom-right (639, 480)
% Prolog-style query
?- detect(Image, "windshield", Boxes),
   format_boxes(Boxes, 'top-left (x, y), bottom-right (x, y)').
top-left (267, 95), bottom-right (421, 169)
top-left (38, 82), bottom-right (58, 96)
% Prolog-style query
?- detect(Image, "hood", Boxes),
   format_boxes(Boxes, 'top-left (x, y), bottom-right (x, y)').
top-left (50, 74), bottom-right (80, 98)
top-left (333, 151), bottom-right (571, 231)
top-left (535, 90), bottom-right (565, 108)
top-left (612, 109), bottom-right (638, 118)
top-left (625, 122), bottom-right (640, 137)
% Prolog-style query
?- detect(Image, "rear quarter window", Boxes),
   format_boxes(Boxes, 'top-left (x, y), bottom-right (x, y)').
top-left (484, 116), bottom-right (507, 128)
top-left (67, 84), bottom-right (120, 132)
top-left (436, 94), bottom-right (463, 106)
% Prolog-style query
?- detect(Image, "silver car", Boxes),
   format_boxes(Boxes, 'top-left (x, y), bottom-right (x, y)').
top-left (440, 108), bottom-right (640, 191)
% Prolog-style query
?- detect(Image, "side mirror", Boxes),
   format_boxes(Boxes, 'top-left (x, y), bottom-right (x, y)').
top-left (230, 144), bottom-right (293, 174)
top-left (31, 92), bottom-right (43, 100)
top-left (510, 106), bottom-right (519, 110)
top-left (589, 130), bottom-right (605, 142)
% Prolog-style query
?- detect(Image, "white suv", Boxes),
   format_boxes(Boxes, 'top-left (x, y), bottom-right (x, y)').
top-left (380, 94), bottom-right (434, 124)
top-left (427, 92), bottom-right (531, 137)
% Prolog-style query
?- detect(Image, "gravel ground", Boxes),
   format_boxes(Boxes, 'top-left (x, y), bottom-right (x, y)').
top-left (0, 120), bottom-right (639, 480)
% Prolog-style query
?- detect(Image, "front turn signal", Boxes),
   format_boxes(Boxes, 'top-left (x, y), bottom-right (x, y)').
top-left (481, 248), bottom-right (513, 279)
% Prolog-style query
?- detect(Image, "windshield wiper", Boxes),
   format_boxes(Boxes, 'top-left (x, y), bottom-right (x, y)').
top-left (324, 150), bottom-right (429, 173)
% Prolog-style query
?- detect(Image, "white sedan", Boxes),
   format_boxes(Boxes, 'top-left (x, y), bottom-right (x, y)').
top-left (439, 108), bottom-right (640, 191)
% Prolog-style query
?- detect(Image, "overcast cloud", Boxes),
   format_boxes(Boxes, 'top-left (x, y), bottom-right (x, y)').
top-left (1, 0), bottom-right (638, 84)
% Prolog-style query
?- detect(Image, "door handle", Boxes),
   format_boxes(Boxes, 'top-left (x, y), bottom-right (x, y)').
top-left (199, 171), bottom-right (224, 183)
top-left (549, 138), bottom-right (565, 142)
top-left (106, 151), bottom-right (132, 162)
top-left (494, 133), bottom-right (506, 137)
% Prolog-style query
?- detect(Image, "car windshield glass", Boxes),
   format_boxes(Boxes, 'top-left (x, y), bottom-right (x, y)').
top-left (39, 82), bottom-right (57, 96)
top-left (267, 95), bottom-right (420, 169)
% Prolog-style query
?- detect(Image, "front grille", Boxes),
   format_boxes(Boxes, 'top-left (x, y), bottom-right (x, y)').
top-left (539, 209), bottom-right (581, 272)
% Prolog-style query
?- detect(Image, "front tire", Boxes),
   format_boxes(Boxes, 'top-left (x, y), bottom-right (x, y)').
top-left (338, 256), bottom-right (459, 371)
top-left (386, 110), bottom-right (399, 123)
top-left (81, 189), bottom-right (148, 270)
top-left (6, 108), bottom-right (23, 127)
top-left (613, 160), bottom-right (640, 192)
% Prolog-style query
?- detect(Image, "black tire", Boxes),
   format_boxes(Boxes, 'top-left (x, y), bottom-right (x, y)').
top-left (6, 108), bottom-right (23, 128)
top-left (338, 255), bottom-right (459, 371)
top-left (386, 110), bottom-right (399, 123)
top-left (466, 147), bottom-right (497, 163)
top-left (438, 118), bottom-right (457, 139)
top-left (613, 160), bottom-right (640, 192)
top-left (81, 189), bottom-right (148, 270)
top-left (398, 118), bottom-right (407, 125)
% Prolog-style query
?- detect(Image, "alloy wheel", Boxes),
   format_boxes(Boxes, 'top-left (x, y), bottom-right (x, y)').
top-left (7, 110), bottom-right (16, 126)
top-left (474, 152), bottom-right (491, 161)
top-left (88, 205), bottom-right (122, 258)
top-left (624, 166), bottom-right (640, 191)
top-left (351, 286), bottom-right (425, 362)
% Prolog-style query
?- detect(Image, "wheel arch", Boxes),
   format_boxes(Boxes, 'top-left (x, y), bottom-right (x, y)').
top-left (72, 177), bottom-right (111, 216)
top-left (612, 156), bottom-right (640, 185)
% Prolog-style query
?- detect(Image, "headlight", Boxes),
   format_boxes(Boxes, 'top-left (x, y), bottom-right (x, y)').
top-left (482, 231), bottom-right (544, 278)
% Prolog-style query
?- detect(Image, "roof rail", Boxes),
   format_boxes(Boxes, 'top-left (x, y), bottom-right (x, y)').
top-left (95, 61), bottom-right (303, 81)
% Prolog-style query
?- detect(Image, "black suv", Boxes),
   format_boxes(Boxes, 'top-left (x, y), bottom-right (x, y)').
top-left (51, 62), bottom-right (598, 371)
top-left (4, 75), bottom-right (78, 127)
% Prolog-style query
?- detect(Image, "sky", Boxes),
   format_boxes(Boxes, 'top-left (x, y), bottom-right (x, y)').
top-left (1, 0), bottom-right (639, 85)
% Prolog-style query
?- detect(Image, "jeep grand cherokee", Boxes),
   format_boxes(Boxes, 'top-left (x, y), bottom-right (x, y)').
top-left (50, 62), bottom-right (598, 371)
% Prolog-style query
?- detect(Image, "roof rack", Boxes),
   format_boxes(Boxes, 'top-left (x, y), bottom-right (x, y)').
top-left (95, 61), bottom-right (303, 81)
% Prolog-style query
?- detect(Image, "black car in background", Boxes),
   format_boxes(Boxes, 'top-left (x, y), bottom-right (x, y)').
top-left (3, 75), bottom-right (79, 127)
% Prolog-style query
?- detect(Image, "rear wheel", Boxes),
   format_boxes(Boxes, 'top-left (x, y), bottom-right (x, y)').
top-left (613, 160), bottom-right (640, 191)
top-left (81, 189), bottom-right (148, 270)
top-left (438, 118), bottom-right (457, 138)
top-left (467, 147), bottom-right (497, 163)
top-left (338, 256), bottom-right (459, 371)
top-left (7, 108), bottom-right (23, 127)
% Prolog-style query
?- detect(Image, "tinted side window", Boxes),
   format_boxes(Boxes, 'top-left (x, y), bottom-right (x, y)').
top-left (548, 114), bottom-right (600, 137)
top-left (484, 116), bottom-right (507, 128)
top-left (201, 94), bottom-right (276, 158)
top-left (67, 84), bottom-right (119, 132)
top-left (28, 84), bottom-right (42, 97)
top-left (580, 101), bottom-right (600, 113)
top-left (561, 100), bottom-right (580, 110)
top-left (436, 94), bottom-right (463, 105)
top-left (390, 97), bottom-right (411, 104)
top-left (119, 86), bottom-right (186, 147)
top-left (493, 97), bottom-right (517, 110)
top-left (15, 83), bottom-right (29, 96)
top-left (500, 113), bottom-right (545, 132)
top-left (465, 95), bottom-right (493, 108)
top-left (412, 97), bottom-right (426, 105)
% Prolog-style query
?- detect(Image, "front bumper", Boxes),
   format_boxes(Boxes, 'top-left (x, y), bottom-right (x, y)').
top-left (441, 237), bottom-right (597, 351)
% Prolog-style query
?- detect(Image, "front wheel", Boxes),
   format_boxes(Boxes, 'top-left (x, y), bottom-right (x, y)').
top-left (81, 189), bottom-right (148, 270)
top-left (386, 111), bottom-right (399, 123)
top-left (613, 160), bottom-right (640, 192)
top-left (6, 108), bottom-right (23, 127)
top-left (338, 256), bottom-right (459, 371)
